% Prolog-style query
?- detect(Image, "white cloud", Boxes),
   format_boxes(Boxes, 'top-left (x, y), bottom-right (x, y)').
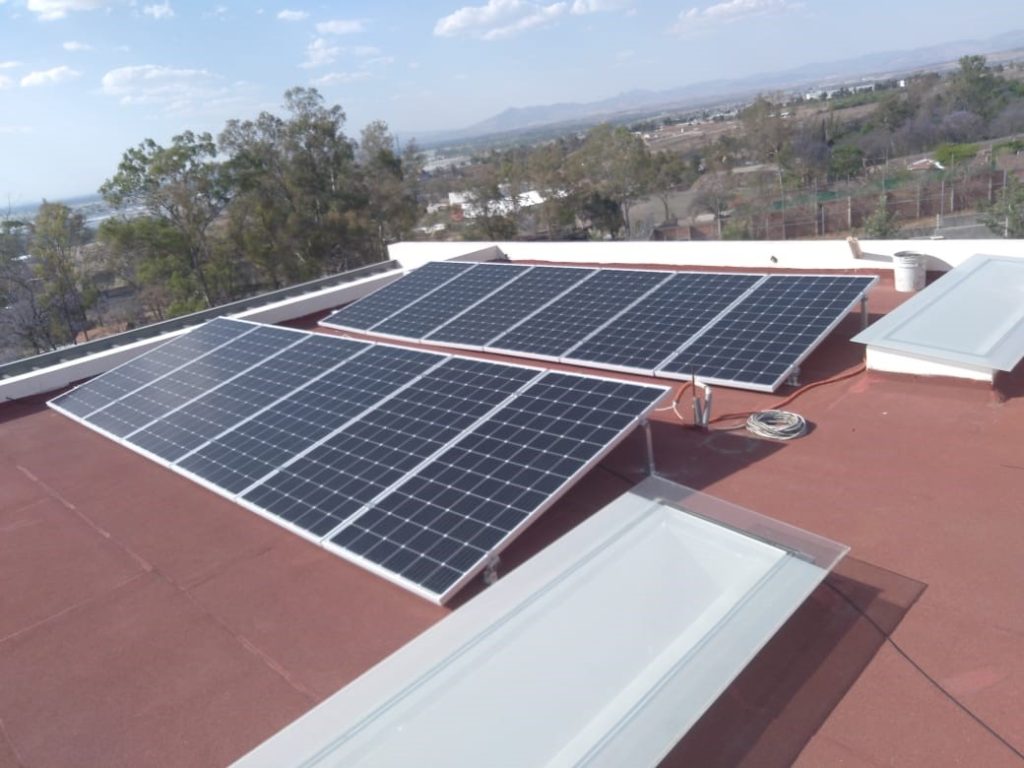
top-left (26, 0), bottom-right (107, 21)
top-left (301, 37), bottom-right (341, 68)
top-left (62, 40), bottom-right (93, 51)
top-left (0, 75), bottom-right (13, 90)
top-left (316, 18), bottom-right (363, 35)
top-left (434, 0), bottom-right (567, 40)
top-left (0, 61), bottom-right (22, 69)
top-left (100, 64), bottom-right (224, 111)
top-left (276, 9), bottom-right (308, 21)
top-left (570, 0), bottom-right (628, 13)
top-left (20, 65), bottom-right (81, 87)
top-left (675, 0), bottom-right (799, 31)
top-left (143, 2), bottom-right (174, 20)
top-left (313, 71), bottom-right (370, 86)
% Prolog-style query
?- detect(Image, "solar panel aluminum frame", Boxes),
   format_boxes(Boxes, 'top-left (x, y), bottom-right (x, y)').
top-left (654, 275), bottom-right (879, 392)
top-left (557, 271), bottom-right (770, 378)
top-left (48, 317), bottom-right (259, 421)
top-left (321, 373), bottom-right (671, 605)
top-left (319, 261), bottom-right (475, 335)
top-left (426, 264), bottom-right (600, 352)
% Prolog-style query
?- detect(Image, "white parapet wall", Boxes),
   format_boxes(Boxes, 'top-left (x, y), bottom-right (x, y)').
top-left (389, 239), bottom-right (1024, 273)
top-left (0, 269), bottom-right (402, 403)
top-left (864, 347), bottom-right (994, 383)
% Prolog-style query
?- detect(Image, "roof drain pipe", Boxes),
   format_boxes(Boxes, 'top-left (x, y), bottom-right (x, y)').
top-left (692, 374), bottom-right (713, 430)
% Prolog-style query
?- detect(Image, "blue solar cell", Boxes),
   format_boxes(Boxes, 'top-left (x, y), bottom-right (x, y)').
top-left (50, 318), bottom-right (252, 418)
top-left (127, 335), bottom-right (368, 462)
top-left (565, 272), bottom-right (763, 371)
top-left (329, 372), bottom-right (666, 598)
top-left (370, 263), bottom-right (528, 340)
top-left (176, 344), bottom-right (444, 494)
top-left (486, 269), bottom-right (670, 359)
top-left (660, 275), bottom-right (875, 390)
top-left (321, 261), bottom-right (473, 331)
top-left (424, 265), bottom-right (592, 348)
top-left (242, 357), bottom-right (539, 537)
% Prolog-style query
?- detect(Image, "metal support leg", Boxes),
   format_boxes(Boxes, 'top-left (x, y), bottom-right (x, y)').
top-left (860, 295), bottom-right (869, 330)
top-left (483, 557), bottom-right (500, 586)
top-left (642, 419), bottom-right (656, 477)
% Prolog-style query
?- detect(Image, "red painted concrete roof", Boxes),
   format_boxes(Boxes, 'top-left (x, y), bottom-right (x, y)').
top-left (1, 268), bottom-right (1022, 767)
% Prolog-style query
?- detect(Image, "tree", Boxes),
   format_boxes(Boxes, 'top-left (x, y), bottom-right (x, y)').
top-left (648, 151), bottom-right (695, 224)
top-left (949, 55), bottom-right (1002, 121)
top-left (571, 124), bottom-right (651, 237)
top-left (739, 95), bottom-right (791, 169)
top-left (862, 194), bottom-right (901, 238)
top-left (528, 140), bottom-right (576, 238)
top-left (358, 122), bottom-right (423, 259)
top-left (981, 176), bottom-right (1024, 238)
top-left (0, 216), bottom-right (57, 358)
top-left (101, 130), bottom-right (232, 306)
top-left (30, 202), bottom-right (95, 345)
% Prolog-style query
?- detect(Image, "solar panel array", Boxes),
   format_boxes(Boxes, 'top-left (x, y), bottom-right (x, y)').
top-left (322, 262), bottom-right (877, 391)
top-left (49, 318), bottom-right (666, 604)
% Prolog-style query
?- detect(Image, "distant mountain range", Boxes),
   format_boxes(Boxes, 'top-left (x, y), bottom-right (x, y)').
top-left (410, 29), bottom-right (1024, 147)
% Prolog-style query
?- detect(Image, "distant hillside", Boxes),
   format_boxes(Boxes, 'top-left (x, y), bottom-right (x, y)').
top-left (410, 29), bottom-right (1024, 147)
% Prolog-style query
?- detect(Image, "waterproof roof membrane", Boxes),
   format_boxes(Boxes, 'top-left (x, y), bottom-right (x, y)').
top-left (320, 262), bottom-right (876, 391)
top-left (49, 318), bottom-right (667, 603)
top-left (234, 476), bottom-right (848, 768)
top-left (853, 253), bottom-right (1024, 373)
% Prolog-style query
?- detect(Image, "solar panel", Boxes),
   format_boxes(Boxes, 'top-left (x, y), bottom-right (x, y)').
top-left (126, 335), bottom-right (368, 462)
top-left (486, 269), bottom-right (671, 360)
top-left (49, 317), bottom-right (671, 604)
top-left (176, 344), bottom-right (444, 494)
top-left (84, 324), bottom-right (301, 438)
top-left (241, 358), bottom-right (541, 538)
top-left (327, 372), bottom-right (666, 601)
top-left (563, 272), bottom-right (764, 373)
top-left (424, 265), bottom-right (593, 349)
top-left (368, 263), bottom-right (529, 340)
top-left (50, 318), bottom-right (252, 418)
top-left (659, 275), bottom-right (876, 390)
top-left (321, 261), bottom-right (474, 331)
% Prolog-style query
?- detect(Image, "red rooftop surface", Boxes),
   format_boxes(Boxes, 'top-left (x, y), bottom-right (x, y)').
top-left (1, 267), bottom-right (1023, 767)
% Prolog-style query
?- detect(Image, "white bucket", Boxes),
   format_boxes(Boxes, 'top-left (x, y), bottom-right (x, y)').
top-left (893, 251), bottom-right (926, 292)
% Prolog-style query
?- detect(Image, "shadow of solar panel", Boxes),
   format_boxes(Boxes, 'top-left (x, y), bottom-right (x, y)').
top-left (322, 261), bottom-right (473, 331)
top-left (50, 318), bottom-right (253, 418)
top-left (128, 335), bottom-right (369, 462)
top-left (329, 372), bottom-right (667, 600)
top-left (660, 275), bottom-right (876, 390)
top-left (486, 269), bottom-right (671, 359)
top-left (242, 357), bottom-right (541, 538)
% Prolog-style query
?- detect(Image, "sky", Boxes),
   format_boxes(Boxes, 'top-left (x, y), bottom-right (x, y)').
top-left (0, 0), bottom-right (1020, 202)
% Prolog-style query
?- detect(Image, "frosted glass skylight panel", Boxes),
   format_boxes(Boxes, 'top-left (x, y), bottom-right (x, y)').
top-left (660, 274), bottom-right (875, 390)
top-left (329, 372), bottom-right (667, 600)
top-left (84, 324), bottom-right (299, 438)
top-left (50, 318), bottom-right (252, 418)
top-left (176, 345), bottom-right (443, 494)
top-left (369, 263), bottom-right (528, 340)
top-left (321, 261), bottom-right (473, 331)
top-left (486, 269), bottom-right (670, 359)
top-left (127, 335), bottom-right (368, 462)
top-left (424, 265), bottom-right (592, 348)
top-left (565, 272), bottom-right (763, 372)
top-left (242, 358), bottom-right (540, 538)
